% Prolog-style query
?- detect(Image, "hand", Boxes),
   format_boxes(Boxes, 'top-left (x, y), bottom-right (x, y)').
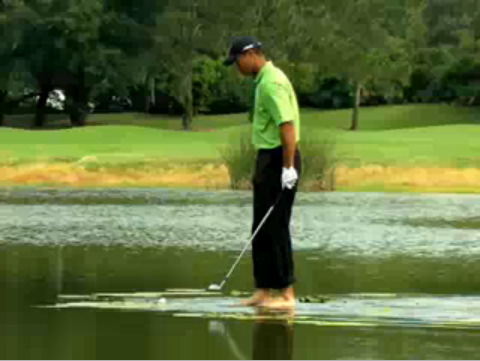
top-left (281, 167), bottom-right (298, 189)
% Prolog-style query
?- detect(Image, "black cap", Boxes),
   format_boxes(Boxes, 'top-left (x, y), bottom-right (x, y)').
top-left (223, 36), bottom-right (263, 66)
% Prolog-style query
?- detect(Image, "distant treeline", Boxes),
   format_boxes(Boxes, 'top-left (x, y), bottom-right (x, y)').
top-left (1, 0), bottom-right (479, 130)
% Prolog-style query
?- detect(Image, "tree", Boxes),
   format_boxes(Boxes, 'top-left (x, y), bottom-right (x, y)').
top-left (192, 56), bottom-right (253, 114)
top-left (17, 0), bottom-right (156, 127)
top-left (103, 0), bottom-right (166, 114)
top-left (59, 0), bottom-right (156, 126)
top-left (54, 0), bottom-right (109, 126)
top-left (0, 1), bottom-right (14, 125)
top-left (156, 1), bottom-right (205, 129)
top-left (16, 0), bottom-right (64, 127)
top-left (405, 0), bottom-right (480, 104)
top-left (155, 0), bottom-right (233, 130)
top-left (301, 0), bottom-right (424, 130)
top-left (0, 0), bottom-right (33, 125)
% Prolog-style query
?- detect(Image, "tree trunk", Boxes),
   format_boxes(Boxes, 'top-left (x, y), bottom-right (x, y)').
top-left (182, 94), bottom-right (193, 131)
top-left (181, 68), bottom-right (193, 131)
top-left (350, 82), bottom-right (362, 131)
top-left (68, 87), bottom-right (90, 127)
top-left (0, 91), bottom-right (6, 126)
top-left (69, 101), bottom-right (88, 127)
top-left (144, 75), bottom-right (156, 113)
top-left (34, 86), bottom-right (52, 128)
top-left (149, 76), bottom-right (156, 112)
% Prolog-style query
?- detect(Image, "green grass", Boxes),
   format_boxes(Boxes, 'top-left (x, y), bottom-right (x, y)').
top-left (1, 104), bottom-right (479, 167)
top-left (6, 104), bottom-right (479, 131)
top-left (300, 104), bottom-right (480, 130)
top-left (0, 125), bottom-right (242, 162)
top-left (335, 125), bottom-right (480, 167)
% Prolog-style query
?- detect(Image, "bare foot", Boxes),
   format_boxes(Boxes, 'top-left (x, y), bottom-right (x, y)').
top-left (257, 297), bottom-right (295, 310)
top-left (257, 287), bottom-right (295, 310)
top-left (237, 289), bottom-right (271, 307)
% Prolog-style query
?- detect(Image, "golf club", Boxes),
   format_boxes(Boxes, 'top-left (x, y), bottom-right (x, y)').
top-left (207, 190), bottom-right (284, 292)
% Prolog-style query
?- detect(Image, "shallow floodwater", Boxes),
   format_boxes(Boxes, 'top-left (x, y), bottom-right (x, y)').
top-left (1, 187), bottom-right (480, 359)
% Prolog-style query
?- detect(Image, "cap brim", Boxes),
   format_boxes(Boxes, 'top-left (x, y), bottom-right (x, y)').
top-left (223, 55), bottom-right (236, 66)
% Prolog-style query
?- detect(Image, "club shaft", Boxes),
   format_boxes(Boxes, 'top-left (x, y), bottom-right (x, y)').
top-left (216, 192), bottom-right (283, 290)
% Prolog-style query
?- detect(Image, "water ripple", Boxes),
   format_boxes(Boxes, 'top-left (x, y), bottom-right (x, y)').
top-left (1, 188), bottom-right (479, 257)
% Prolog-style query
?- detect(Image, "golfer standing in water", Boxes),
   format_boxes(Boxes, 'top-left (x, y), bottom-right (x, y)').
top-left (224, 36), bottom-right (301, 309)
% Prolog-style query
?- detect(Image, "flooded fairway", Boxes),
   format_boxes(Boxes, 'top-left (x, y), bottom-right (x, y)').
top-left (1, 188), bottom-right (480, 359)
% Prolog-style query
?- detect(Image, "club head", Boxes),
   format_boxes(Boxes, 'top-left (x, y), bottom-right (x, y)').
top-left (207, 283), bottom-right (222, 292)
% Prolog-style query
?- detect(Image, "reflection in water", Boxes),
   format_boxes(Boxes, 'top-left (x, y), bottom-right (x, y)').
top-left (252, 315), bottom-right (294, 360)
top-left (55, 245), bottom-right (64, 295)
top-left (209, 309), bottom-right (294, 360)
top-left (209, 320), bottom-right (246, 359)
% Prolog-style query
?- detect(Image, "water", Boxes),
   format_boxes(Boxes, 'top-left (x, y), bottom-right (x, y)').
top-left (1, 187), bottom-right (480, 359)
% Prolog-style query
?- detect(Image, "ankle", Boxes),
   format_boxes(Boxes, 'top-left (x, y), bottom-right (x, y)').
top-left (280, 287), bottom-right (295, 300)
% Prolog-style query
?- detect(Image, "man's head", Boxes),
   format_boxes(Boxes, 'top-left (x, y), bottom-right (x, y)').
top-left (224, 36), bottom-right (266, 76)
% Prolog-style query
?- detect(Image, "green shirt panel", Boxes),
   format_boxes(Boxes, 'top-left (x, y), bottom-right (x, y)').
top-left (252, 62), bottom-right (300, 150)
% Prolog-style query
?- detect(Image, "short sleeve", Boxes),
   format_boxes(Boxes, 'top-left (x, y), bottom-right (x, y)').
top-left (261, 82), bottom-right (295, 126)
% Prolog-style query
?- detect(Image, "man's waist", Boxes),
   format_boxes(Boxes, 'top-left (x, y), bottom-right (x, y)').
top-left (257, 146), bottom-right (283, 154)
top-left (257, 146), bottom-right (299, 155)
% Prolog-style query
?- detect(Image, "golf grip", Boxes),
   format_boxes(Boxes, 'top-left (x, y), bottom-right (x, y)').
top-left (217, 190), bottom-right (285, 289)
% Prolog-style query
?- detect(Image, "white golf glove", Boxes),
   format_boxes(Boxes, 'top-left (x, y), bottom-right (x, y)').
top-left (281, 167), bottom-right (298, 189)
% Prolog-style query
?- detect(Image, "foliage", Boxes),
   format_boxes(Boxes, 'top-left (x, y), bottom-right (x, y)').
top-left (219, 128), bottom-right (256, 190)
top-left (298, 130), bottom-right (337, 191)
top-left (1, 0), bottom-right (479, 130)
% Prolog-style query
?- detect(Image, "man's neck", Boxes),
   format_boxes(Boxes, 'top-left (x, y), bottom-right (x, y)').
top-left (252, 58), bottom-right (268, 77)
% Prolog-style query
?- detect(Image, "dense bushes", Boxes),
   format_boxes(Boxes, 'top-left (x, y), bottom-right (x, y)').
top-left (94, 55), bottom-right (480, 118)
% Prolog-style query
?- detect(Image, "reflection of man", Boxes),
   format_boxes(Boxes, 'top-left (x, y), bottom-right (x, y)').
top-left (209, 309), bottom-right (294, 360)
top-left (252, 319), bottom-right (294, 360)
top-left (224, 36), bottom-right (301, 309)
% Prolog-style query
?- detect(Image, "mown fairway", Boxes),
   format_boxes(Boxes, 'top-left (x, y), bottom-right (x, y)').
top-left (1, 105), bottom-right (479, 168)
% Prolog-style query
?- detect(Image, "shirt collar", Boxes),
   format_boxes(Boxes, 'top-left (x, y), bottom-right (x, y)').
top-left (254, 61), bottom-right (272, 84)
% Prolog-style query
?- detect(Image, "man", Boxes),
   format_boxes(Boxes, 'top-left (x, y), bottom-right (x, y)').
top-left (224, 36), bottom-right (301, 309)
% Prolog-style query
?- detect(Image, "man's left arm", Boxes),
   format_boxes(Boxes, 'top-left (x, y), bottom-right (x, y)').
top-left (280, 122), bottom-right (296, 168)
top-left (262, 83), bottom-right (297, 166)
top-left (263, 83), bottom-right (298, 189)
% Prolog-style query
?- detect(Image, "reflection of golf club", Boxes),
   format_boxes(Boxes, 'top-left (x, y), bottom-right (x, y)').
top-left (208, 320), bottom-right (246, 360)
top-left (208, 320), bottom-right (227, 335)
top-left (207, 191), bottom-right (284, 292)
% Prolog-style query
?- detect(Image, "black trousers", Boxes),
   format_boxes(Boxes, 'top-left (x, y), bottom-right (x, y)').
top-left (251, 146), bottom-right (301, 290)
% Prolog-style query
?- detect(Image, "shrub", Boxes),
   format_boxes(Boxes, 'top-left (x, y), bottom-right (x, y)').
top-left (298, 130), bottom-right (337, 191)
top-left (219, 127), bottom-right (256, 190)
top-left (220, 127), bottom-right (337, 192)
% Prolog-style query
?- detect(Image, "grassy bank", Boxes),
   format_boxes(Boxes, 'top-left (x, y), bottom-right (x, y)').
top-left (1, 163), bottom-right (479, 194)
top-left (1, 104), bottom-right (479, 193)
